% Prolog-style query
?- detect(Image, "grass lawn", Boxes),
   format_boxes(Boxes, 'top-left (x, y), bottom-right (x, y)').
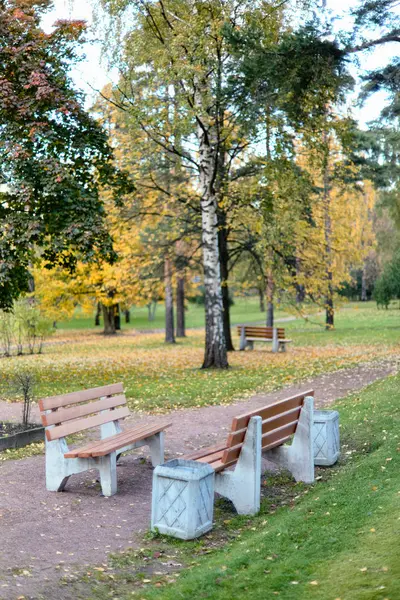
top-left (0, 302), bottom-right (399, 412)
top-left (57, 296), bottom-right (288, 331)
top-left (71, 372), bottom-right (400, 600)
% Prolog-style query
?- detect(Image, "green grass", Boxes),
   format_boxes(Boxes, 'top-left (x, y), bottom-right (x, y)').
top-left (57, 296), bottom-right (289, 331)
top-left (284, 301), bottom-right (400, 346)
top-left (71, 373), bottom-right (400, 600)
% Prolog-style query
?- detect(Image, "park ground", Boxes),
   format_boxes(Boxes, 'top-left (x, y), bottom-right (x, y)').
top-left (0, 300), bottom-right (399, 599)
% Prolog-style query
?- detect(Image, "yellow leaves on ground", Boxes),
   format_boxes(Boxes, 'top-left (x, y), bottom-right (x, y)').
top-left (1, 329), bottom-right (398, 414)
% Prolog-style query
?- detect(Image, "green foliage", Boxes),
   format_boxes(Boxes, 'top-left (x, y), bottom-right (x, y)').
top-left (374, 249), bottom-right (400, 307)
top-left (0, 0), bottom-right (132, 310)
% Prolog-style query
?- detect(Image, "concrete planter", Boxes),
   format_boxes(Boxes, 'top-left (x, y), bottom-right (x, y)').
top-left (151, 459), bottom-right (215, 540)
top-left (313, 410), bottom-right (340, 466)
top-left (0, 425), bottom-right (44, 452)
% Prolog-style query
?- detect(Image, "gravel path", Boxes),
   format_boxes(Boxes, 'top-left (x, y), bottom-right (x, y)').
top-left (0, 359), bottom-right (397, 599)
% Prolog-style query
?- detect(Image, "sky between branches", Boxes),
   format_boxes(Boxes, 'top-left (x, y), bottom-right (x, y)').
top-left (42, 0), bottom-right (398, 127)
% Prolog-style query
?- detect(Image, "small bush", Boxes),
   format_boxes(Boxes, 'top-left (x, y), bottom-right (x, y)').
top-left (0, 300), bottom-right (54, 357)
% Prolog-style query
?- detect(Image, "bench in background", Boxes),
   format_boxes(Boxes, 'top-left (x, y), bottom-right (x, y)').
top-left (238, 325), bottom-right (292, 352)
top-left (184, 390), bottom-right (314, 514)
top-left (39, 383), bottom-right (171, 496)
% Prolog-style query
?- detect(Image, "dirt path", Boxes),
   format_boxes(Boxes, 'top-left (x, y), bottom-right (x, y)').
top-left (0, 359), bottom-right (397, 599)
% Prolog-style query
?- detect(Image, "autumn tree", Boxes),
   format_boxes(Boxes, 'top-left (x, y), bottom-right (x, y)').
top-left (0, 0), bottom-right (130, 310)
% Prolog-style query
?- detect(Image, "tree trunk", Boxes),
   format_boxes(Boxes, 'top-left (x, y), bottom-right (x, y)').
top-left (295, 256), bottom-right (305, 304)
top-left (147, 301), bottom-right (157, 321)
top-left (164, 256), bottom-right (175, 344)
top-left (124, 309), bottom-right (131, 323)
top-left (266, 271), bottom-right (274, 327)
top-left (95, 302), bottom-right (101, 326)
top-left (115, 304), bottom-right (121, 331)
top-left (102, 304), bottom-right (116, 335)
top-left (218, 212), bottom-right (234, 351)
top-left (176, 277), bottom-right (186, 338)
top-left (267, 302), bottom-right (274, 327)
top-left (198, 135), bottom-right (228, 369)
top-left (323, 136), bottom-right (334, 330)
top-left (361, 264), bottom-right (368, 301)
top-left (258, 286), bottom-right (265, 312)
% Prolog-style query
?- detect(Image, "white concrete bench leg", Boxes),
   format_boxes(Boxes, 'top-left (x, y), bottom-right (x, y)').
top-left (98, 452), bottom-right (117, 496)
top-left (239, 326), bottom-right (246, 351)
top-left (45, 438), bottom-right (95, 492)
top-left (148, 431), bottom-right (165, 467)
top-left (265, 396), bottom-right (314, 483)
top-left (272, 328), bottom-right (279, 353)
top-left (215, 416), bottom-right (262, 515)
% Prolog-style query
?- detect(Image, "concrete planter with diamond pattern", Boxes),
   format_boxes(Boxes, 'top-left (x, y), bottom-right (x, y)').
top-left (313, 410), bottom-right (340, 466)
top-left (151, 459), bottom-right (215, 540)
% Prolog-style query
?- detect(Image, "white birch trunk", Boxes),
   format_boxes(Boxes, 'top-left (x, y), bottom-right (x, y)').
top-left (198, 132), bottom-right (228, 368)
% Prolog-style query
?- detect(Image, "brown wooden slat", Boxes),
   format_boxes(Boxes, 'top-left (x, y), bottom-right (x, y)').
top-left (221, 443), bottom-right (243, 464)
top-left (65, 422), bottom-right (172, 458)
top-left (222, 422), bottom-right (297, 465)
top-left (263, 407), bottom-right (301, 433)
top-left (90, 423), bottom-right (171, 457)
top-left (63, 423), bottom-right (156, 458)
top-left (46, 406), bottom-right (130, 441)
top-left (239, 332), bottom-right (274, 337)
top-left (212, 459), bottom-right (238, 473)
top-left (227, 406), bottom-right (302, 447)
top-left (237, 327), bottom-right (285, 334)
top-left (39, 383), bottom-right (124, 412)
top-left (231, 390), bottom-right (313, 432)
top-left (65, 422), bottom-right (171, 457)
top-left (261, 421), bottom-right (297, 448)
top-left (196, 450), bottom-right (224, 464)
top-left (183, 442), bottom-right (228, 461)
top-left (42, 395), bottom-right (127, 427)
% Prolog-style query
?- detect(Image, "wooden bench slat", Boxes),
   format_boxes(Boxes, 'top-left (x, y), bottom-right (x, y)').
top-left (42, 395), bottom-right (127, 427)
top-left (221, 443), bottom-right (242, 464)
top-left (211, 459), bottom-right (239, 473)
top-left (196, 450), bottom-right (224, 464)
top-left (39, 383), bottom-right (124, 411)
top-left (65, 422), bottom-right (171, 457)
top-left (237, 327), bottom-right (285, 333)
top-left (65, 422), bottom-right (172, 458)
top-left (183, 442), bottom-right (228, 461)
top-left (227, 406), bottom-right (302, 447)
top-left (46, 406), bottom-right (130, 441)
top-left (90, 423), bottom-right (171, 457)
top-left (63, 422), bottom-right (162, 458)
top-left (261, 421), bottom-right (297, 448)
top-left (231, 390), bottom-right (313, 432)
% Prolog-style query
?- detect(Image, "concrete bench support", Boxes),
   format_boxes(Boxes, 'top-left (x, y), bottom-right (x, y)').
top-left (215, 416), bottom-right (262, 516)
top-left (265, 396), bottom-right (315, 483)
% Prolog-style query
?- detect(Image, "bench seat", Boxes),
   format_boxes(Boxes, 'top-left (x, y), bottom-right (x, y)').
top-left (64, 422), bottom-right (171, 458)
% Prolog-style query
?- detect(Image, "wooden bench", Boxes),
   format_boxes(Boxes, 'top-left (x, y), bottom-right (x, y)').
top-left (39, 383), bottom-right (171, 497)
top-left (238, 325), bottom-right (292, 352)
top-left (184, 390), bottom-right (314, 514)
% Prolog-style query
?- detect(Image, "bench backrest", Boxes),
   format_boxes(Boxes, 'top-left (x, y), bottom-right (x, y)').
top-left (39, 383), bottom-right (128, 442)
top-left (220, 390), bottom-right (314, 467)
top-left (237, 326), bottom-right (286, 339)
